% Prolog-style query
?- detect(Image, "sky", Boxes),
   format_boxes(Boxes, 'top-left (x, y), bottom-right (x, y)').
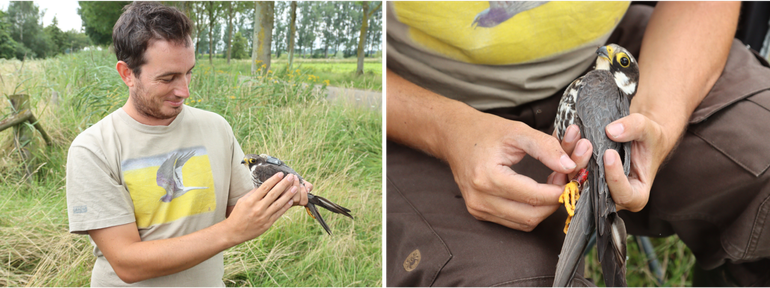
top-left (0, 0), bottom-right (83, 32)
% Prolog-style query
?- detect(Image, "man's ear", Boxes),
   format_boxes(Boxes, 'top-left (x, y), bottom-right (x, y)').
top-left (116, 61), bottom-right (135, 87)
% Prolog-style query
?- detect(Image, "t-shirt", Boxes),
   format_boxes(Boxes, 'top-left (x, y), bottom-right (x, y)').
top-left (387, 1), bottom-right (630, 110)
top-left (66, 106), bottom-right (253, 286)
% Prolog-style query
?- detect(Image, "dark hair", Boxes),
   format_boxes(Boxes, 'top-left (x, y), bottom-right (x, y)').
top-left (112, 2), bottom-right (192, 76)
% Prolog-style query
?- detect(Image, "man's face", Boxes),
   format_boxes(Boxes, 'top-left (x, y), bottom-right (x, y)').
top-left (128, 39), bottom-right (195, 125)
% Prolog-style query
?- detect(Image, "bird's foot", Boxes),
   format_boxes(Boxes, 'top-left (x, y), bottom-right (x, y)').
top-left (305, 207), bottom-right (316, 219)
top-left (558, 168), bottom-right (588, 234)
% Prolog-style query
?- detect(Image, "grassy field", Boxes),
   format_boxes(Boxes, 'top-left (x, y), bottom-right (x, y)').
top-left (195, 54), bottom-right (382, 92)
top-left (0, 49), bottom-right (382, 286)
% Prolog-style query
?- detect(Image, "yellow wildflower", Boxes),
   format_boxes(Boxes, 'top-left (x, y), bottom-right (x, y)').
top-left (197, 99), bottom-right (202, 103)
top-left (230, 96), bottom-right (235, 99)
top-left (323, 80), bottom-right (330, 85)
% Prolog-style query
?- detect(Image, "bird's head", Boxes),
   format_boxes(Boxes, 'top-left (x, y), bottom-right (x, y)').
top-left (241, 154), bottom-right (267, 170)
top-left (595, 44), bottom-right (639, 97)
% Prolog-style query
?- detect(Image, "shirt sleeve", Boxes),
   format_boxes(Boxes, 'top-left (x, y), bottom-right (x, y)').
top-left (66, 144), bottom-right (136, 234)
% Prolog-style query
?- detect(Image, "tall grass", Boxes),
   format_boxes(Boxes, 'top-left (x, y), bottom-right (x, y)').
top-left (0, 49), bottom-right (381, 286)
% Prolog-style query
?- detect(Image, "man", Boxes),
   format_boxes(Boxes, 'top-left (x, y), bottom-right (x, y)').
top-left (66, 2), bottom-right (309, 286)
top-left (388, 2), bottom-right (770, 286)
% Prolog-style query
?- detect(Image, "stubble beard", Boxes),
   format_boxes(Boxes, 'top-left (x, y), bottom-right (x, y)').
top-left (131, 79), bottom-right (183, 121)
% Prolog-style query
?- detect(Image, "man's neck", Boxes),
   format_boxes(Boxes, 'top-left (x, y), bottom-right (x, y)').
top-left (122, 102), bottom-right (179, 126)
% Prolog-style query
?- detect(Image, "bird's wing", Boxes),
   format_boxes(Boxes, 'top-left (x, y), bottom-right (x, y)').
top-left (553, 185), bottom-right (594, 287)
top-left (553, 75), bottom-right (590, 287)
top-left (172, 150), bottom-right (196, 189)
top-left (555, 76), bottom-right (585, 141)
top-left (156, 152), bottom-right (179, 189)
top-left (576, 71), bottom-right (627, 287)
top-left (491, 1), bottom-right (548, 14)
top-left (265, 155), bottom-right (305, 183)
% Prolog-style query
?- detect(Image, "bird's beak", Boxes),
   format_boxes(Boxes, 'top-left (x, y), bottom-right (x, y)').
top-left (596, 45), bottom-right (613, 62)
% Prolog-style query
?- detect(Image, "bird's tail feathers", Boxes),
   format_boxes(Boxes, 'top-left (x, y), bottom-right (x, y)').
top-left (310, 193), bottom-right (353, 219)
top-left (599, 214), bottom-right (628, 287)
top-left (305, 204), bottom-right (333, 235)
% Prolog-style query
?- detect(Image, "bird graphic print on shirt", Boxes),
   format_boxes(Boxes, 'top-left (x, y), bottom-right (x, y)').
top-left (121, 146), bottom-right (216, 228)
top-left (156, 150), bottom-right (208, 202)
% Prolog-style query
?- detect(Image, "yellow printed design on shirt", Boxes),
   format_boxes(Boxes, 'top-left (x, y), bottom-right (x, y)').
top-left (394, 1), bottom-right (629, 65)
top-left (122, 146), bottom-right (216, 228)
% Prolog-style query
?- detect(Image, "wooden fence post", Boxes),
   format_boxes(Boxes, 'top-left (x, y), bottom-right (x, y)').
top-left (9, 94), bottom-right (34, 180)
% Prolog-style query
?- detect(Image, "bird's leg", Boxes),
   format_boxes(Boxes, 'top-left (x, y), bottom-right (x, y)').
top-left (558, 168), bottom-right (588, 234)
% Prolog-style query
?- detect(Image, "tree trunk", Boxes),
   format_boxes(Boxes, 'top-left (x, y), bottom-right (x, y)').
top-left (355, 2), bottom-right (370, 76)
top-left (226, 2), bottom-right (233, 64)
top-left (207, 2), bottom-right (215, 65)
top-left (288, 1), bottom-right (297, 70)
top-left (250, 1), bottom-right (260, 75)
top-left (259, 2), bottom-right (274, 70)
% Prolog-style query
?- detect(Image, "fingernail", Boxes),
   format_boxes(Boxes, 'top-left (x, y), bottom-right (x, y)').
top-left (560, 154), bottom-right (576, 170)
top-left (575, 140), bottom-right (589, 157)
top-left (605, 151), bottom-right (615, 166)
top-left (607, 123), bottom-right (624, 138)
top-left (292, 186), bottom-right (298, 194)
top-left (565, 126), bottom-right (579, 143)
top-left (288, 199), bottom-right (294, 206)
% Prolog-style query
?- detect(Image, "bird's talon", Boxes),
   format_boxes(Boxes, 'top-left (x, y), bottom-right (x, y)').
top-left (305, 207), bottom-right (316, 219)
top-left (560, 169), bottom-right (588, 234)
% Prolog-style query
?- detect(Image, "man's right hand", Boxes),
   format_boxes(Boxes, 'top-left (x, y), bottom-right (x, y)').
top-left (441, 115), bottom-right (593, 231)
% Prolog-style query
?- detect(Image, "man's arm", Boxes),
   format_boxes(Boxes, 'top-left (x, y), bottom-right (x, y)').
top-left (387, 70), bottom-right (592, 231)
top-left (89, 173), bottom-right (297, 284)
top-left (602, 2), bottom-right (740, 212)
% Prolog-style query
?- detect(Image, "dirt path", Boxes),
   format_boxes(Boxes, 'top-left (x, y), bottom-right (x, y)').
top-left (322, 85), bottom-right (381, 112)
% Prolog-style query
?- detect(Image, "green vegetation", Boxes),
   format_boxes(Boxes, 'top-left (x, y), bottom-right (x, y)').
top-left (195, 56), bottom-right (382, 91)
top-left (0, 2), bottom-right (92, 60)
top-left (0, 49), bottom-right (381, 286)
top-left (584, 235), bottom-right (696, 286)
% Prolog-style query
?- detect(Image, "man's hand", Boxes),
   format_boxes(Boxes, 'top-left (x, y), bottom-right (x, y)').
top-left (224, 172), bottom-right (297, 244)
top-left (294, 178), bottom-right (311, 207)
top-left (444, 115), bottom-right (595, 232)
top-left (602, 114), bottom-right (668, 212)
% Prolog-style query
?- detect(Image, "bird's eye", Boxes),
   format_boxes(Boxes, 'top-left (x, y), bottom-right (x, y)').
top-left (619, 55), bottom-right (630, 67)
top-left (249, 159), bottom-right (255, 164)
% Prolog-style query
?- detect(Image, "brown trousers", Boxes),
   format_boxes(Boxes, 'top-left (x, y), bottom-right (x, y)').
top-left (387, 5), bottom-right (770, 286)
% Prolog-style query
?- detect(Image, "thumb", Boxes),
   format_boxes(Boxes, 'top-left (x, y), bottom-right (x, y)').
top-left (516, 129), bottom-right (576, 174)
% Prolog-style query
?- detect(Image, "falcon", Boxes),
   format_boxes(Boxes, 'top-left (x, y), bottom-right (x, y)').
top-left (241, 154), bottom-right (353, 235)
top-left (552, 44), bottom-right (638, 287)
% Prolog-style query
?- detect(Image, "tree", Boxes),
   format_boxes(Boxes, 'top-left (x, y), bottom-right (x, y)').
top-left (295, 2), bottom-right (318, 58)
top-left (8, 1), bottom-right (50, 59)
top-left (78, 1), bottom-right (130, 46)
top-left (63, 29), bottom-right (92, 53)
top-left (44, 17), bottom-right (66, 56)
top-left (190, 2), bottom-right (208, 57)
top-left (251, 1), bottom-right (274, 74)
top-left (204, 1), bottom-right (222, 65)
top-left (287, 1), bottom-right (297, 69)
top-left (0, 10), bottom-right (19, 59)
top-left (230, 31), bottom-right (248, 59)
top-left (271, 1), bottom-right (288, 58)
top-left (222, 2), bottom-right (251, 64)
top-left (356, 1), bottom-right (381, 76)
